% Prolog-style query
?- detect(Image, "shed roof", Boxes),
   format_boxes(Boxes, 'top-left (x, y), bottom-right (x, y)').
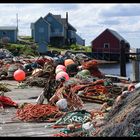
top-left (0, 26), bottom-right (17, 30)
top-left (107, 28), bottom-right (129, 43)
top-left (92, 28), bottom-right (129, 44)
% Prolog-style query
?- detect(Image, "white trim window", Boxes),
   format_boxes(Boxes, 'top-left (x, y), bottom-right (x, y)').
top-left (104, 43), bottom-right (110, 49)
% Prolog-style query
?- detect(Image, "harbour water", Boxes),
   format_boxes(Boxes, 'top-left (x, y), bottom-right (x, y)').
top-left (98, 62), bottom-right (133, 79)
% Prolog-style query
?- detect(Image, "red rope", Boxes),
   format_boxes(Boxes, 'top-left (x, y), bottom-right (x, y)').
top-left (16, 103), bottom-right (64, 122)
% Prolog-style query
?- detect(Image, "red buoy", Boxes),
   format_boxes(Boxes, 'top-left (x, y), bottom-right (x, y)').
top-left (13, 69), bottom-right (26, 81)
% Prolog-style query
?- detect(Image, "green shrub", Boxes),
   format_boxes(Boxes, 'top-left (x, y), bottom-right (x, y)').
top-left (6, 43), bottom-right (38, 56)
top-left (70, 44), bottom-right (79, 50)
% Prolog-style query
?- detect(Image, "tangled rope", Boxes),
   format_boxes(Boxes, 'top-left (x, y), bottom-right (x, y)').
top-left (53, 85), bottom-right (84, 111)
top-left (16, 103), bottom-right (64, 122)
top-left (0, 83), bottom-right (11, 92)
top-left (82, 60), bottom-right (103, 78)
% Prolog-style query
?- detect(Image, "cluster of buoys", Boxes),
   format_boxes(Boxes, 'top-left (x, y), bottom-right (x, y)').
top-left (55, 64), bottom-right (69, 81)
top-left (13, 59), bottom-right (76, 82)
top-left (55, 59), bottom-right (77, 81)
top-left (55, 65), bottom-right (66, 74)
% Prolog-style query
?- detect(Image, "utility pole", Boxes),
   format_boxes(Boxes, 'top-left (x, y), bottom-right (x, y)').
top-left (66, 12), bottom-right (69, 45)
top-left (16, 13), bottom-right (19, 35)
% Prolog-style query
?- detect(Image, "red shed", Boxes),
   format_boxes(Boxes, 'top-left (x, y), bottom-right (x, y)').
top-left (91, 28), bottom-right (130, 61)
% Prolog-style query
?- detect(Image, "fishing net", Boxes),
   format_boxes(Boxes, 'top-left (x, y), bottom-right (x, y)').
top-left (0, 83), bottom-right (11, 92)
top-left (55, 110), bottom-right (92, 125)
top-left (16, 103), bottom-right (64, 122)
top-left (24, 60), bottom-right (56, 88)
top-left (96, 88), bottom-right (140, 137)
top-left (24, 77), bottom-right (48, 87)
top-left (82, 60), bottom-right (103, 78)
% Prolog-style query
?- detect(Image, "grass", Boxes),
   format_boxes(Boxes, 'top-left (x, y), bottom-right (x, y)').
top-left (2, 36), bottom-right (92, 56)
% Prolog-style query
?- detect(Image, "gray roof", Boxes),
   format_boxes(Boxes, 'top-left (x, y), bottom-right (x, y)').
top-left (68, 23), bottom-right (77, 32)
top-left (0, 26), bottom-right (17, 30)
top-left (107, 28), bottom-right (129, 43)
top-left (44, 13), bottom-right (76, 31)
top-left (53, 15), bottom-right (61, 21)
top-left (34, 17), bottom-right (50, 25)
top-left (44, 13), bottom-right (63, 26)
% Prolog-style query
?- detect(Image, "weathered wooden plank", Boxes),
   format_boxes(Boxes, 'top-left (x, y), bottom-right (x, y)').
top-left (0, 80), bottom-right (102, 136)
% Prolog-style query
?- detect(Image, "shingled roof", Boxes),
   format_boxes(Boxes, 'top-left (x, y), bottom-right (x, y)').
top-left (0, 26), bottom-right (17, 30)
top-left (107, 28), bottom-right (129, 43)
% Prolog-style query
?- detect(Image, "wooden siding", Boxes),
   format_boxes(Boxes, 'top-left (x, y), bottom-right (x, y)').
top-left (44, 14), bottom-right (64, 37)
top-left (0, 30), bottom-right (17, 43)
top-left (75, 33), bottom-right (85, 46)
top-left (92, 30), bottom-right (120, 53)
top-left (68, 30), bottom-right (76, 39)
top-left (34, 18), bottom-right (50, 43)
top-left (31, 13), bottom-right (85, 46)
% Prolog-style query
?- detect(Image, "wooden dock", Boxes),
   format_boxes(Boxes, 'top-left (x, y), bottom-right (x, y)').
top-left (0, 80), bottom-right (101, 137)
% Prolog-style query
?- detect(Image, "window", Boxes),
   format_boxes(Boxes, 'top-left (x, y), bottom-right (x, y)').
top-left (39, 27), bottom-right (44, 33)
top-left (104, 43), bottom-right (110, 49)
top-left (3, 31), bottom-right (6, 35)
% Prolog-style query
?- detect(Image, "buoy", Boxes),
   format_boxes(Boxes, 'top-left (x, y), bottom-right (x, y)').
top-left (56, 71), bottom-right (69, 81)
top-left (79, 69), bottom-right (90, 76)
top-left (13, 69), bottom-right (25, 81)
top-left (55, 68), bottom-right (64, 74)
top-left (64, 59), bottom-right (75, 67)
top-left (56, 65), bottom-right (66, 72)
top-left (56, 98), bottom-right (68, 110)
top-left (128, 84), bottom-right (135, 91)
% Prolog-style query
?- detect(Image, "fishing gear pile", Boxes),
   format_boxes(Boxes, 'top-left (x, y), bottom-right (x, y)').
top-left (16, 103), bottom-right (64, 122)
top-left (96, 88), bottom-right (140, 137)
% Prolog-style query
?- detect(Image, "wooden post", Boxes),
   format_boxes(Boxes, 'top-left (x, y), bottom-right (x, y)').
top-left (132, 60), bottom-right (139, 82)
top-left (132, 48), bottom-right (140, 82)
top-left (120, 40), bottom-right (126, 77)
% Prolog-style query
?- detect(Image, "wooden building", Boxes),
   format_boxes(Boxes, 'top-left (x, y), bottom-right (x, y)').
top-left (0, 26), bottom-right (18, 43)
top-left (31, 12), bottom-right (85, 53)
top-left (91, 28), bottom-right (130, 61)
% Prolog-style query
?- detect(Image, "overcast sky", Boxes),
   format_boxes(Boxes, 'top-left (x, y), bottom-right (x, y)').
top-left (0, 3), bottom-right (140, 48)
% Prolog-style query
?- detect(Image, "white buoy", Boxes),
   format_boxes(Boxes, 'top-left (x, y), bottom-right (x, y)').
top-left (56, 98), bottom-right (67, 110)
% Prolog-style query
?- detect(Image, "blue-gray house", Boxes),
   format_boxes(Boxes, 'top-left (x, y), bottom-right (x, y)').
top-left (0, 26), bottom-right (18, 43)
top-left (31, 12), bottom-right (85, 51)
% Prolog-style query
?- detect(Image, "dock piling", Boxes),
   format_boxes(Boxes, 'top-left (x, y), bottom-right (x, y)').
top-left (120, 40), bottom-right (126, 77)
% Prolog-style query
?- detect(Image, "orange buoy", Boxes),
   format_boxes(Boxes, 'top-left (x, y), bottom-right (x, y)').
top-left (13, 69), bottom-right (26, 81)
top-left (64, 59), bottom-right (75, 67)
top-left (128, 83), bottom-right (135, 91)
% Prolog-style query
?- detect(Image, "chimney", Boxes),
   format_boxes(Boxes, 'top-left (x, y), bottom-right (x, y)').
top-left (66, 12), bottom-right (68, 24)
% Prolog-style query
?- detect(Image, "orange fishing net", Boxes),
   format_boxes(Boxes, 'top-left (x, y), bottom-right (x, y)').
top-left (82, 60), bottom-right (103, 78)
top-left (16, 103), bottom-right (64, 122)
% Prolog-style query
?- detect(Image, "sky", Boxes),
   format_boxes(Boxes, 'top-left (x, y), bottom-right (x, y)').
top-left (0, 3), bottom-right (140, 48)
